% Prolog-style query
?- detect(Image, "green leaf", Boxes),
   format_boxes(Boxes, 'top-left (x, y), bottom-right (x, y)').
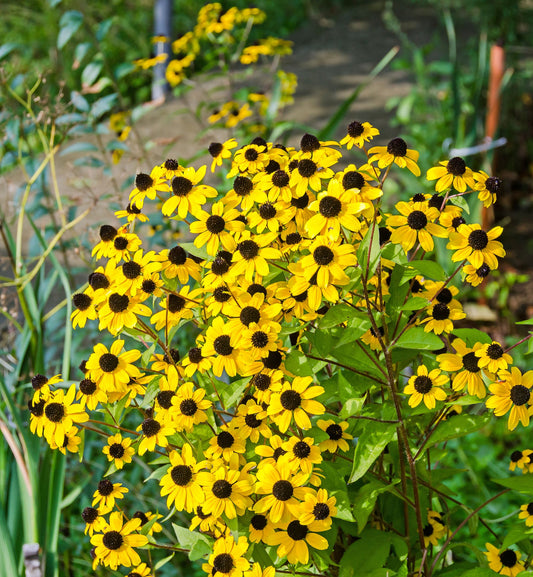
top-left (425, 413), bottom-right (491, 447)
top-left (491, 477), bottom-right (533, 494)
top-left (451, 328), bottom-right (492, 346)
top-left (0, 43), bottom-right (18, 61)
top-left (306, 329), bottom-right (334, 357)
top-left (90, 93), bottom-right (118, 120)
top-left (516, 317), bottom-right (533, 325)
top-left (96, 18), bottom-right (114, 42)
top-left (71, 90), bottom-right (90, 112)
top-left (172, 523), bottom-right (212, 555)
top-left (318, 303), bottom-right (357, 329)
top-left (357, 224), bottom-right (381, 278)
top-left (81, 61), bottom-right (103, 87)
top-left (501, 522), bottom-right (533, 549)
top-left (352, 479), bottom-right (397, 533)
top-left (57, 10), bottom-right (84, 49)
top-left (154, 553), bottom-right (174, 570)
top-left (59, 142), bottom-right (99, 156)
top-left (339, 528), bottom-right (392, 577)
top-left (285, 350), bottom-right (327, 377)
top-left (401, 297), bottom-right (429, 311)
top-left (349, 422), bottom-right (396, 483)
top-left (395, 327), bottom-right (443, 350)
top-left (450, 194), bottom-right (470, 214)
top-left (408, 260), bottom-right (446, 281)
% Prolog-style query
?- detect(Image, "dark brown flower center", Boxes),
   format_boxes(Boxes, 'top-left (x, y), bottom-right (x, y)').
top-left (168, 294), bottom-right (185, 313)
top-left (432, 303), bottom-right (450, 320)
top-left (44, 402), bottom-right (64, 422)
top-left (168, 246), bottom-right (187, 265)
top-left (436, 288), bottom-right (452, 304)
top-left (499, 549), bottom-right (518, 568)
top-left (109, 443), bottom-right (125, 458)
top-left (113, 236), bottom-right (128, 251)
top-left (414, 375), bottom-right (433, 394)
top-left (287, 520), bottom-right (308, 540)
top-left (446, 157), bottom-right (466, 176)
top-left (97, 479), bottom-right (114, 496)
top-left (251, 331), bottom-right (269, 349)
top-left (272, 480), bottom-right (293, 501)
top-left (407, 210), bottom-right (428, 230)
top-left (208, 142), bottom-right (223, 157)
top-left (233, 176), bottom-right (253, 196)
top-left (510, 385), bottom-right (530, 406)
top-left (217, 431), bottom-right (234, 448)
top-left (135, 172), bottom-right (153, 191)
top-left (487, 343), bottom-right (504, 359)
top-left (206, 215), bottom-right (226, 234)
top-left (244, 148), bottom-right (259, 161)
top-left (291, 192), bottom-right (309, 209)
top-left (164, 158), bottom-right (179, 170)
top-left (73, 293), bottom-right (92, 311)
top-left (171, 465), bottom-right (192, 486)
top-left (99, 225), bottom-right (117, 242)
top-left (157, 390), bottom-right (175, 409)
top-left (462, 352), bottom-right (480, 373)
top-left (280, 389), bottom-right (301, 410)
top-left (293, 441), bottom-right (311, 458)
top-left (122, 261), bottom-right (141, 279)
top-left (172, 176), bottom-right (193, 196)
top-left (313, 245), bottom-right (334, 266)
top-left (263, 350), bottom-right (283, 369)
top-left (485, 176), bottom-right (502, 193)
top-left (238, 240), bottom-right (259, 260)
top-left (298, 158), bottom-right (317, 178)
top-left (80, 378), bottom-right (97, 395)
top-left (272, 170), bottom-right (290, 188)
top-left (99, 353), bottom-right (119, 372)
top-left (319, 196), bottom-right (342, 218)
top-left (300, 133), bottom-right (320, 152)
top-left (109, 293), bottom-right (129, 313)
top-left (259, 202), bottom-right (276, 220)
top-left (180, 399), bottom-right (198, 416)
top-left (326, 423), bottom-right (343, 440)
top-left (102, 530), bottom-right (124, 550)
top-left (212, 479), bottom-right (232, 499)
top-left (387, 137), bottom-right (407, 157)
top-left (213, 335), bottom-right (233, 356)
top-left (213, 553), bottom-right (234, 573)
top-left (313, 503), bottom-right (330, 520)
top-left (188, 347), bottom-right (203, 364)
top-left (81, 507), bottom-right (98, 523)
top-left (250, 513), bottom-right (267, 530)
top-left (141, 418), bottom-right (161, 437)
top-left (347, 121), bottom-right (364, 137)
top-left (254, 374), bottom-right (271, 391)
top-left (244, 413), bottom-right (262, 428)
top-left (468, 229), bottom-right (489, 250)
top-left (89, 272), bottom-right (110, 290)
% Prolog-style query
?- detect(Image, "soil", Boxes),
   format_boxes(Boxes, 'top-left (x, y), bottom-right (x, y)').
top-left (1, 0), bottom-right (532, 342)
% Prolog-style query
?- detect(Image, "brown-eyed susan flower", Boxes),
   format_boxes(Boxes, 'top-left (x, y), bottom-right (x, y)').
top-left (91, 511), bottom-right (148, 570)
top-left (241, 322), bottom-right (281, 361)
top-left (30, 373), bottom-right (62, 403)
top-left (299, 488), bottom-right (337, 529)
top-left (170, 381), bottom-right (212, 431)
top-left (202, 535), bottom-right (250, 577)
top-left (422, 510), bottom-right (448, 547)
top-left (159, 444), bottom-right (206, 512)
top-left (182, 343), bottom-right (212, 377)
top-left (247, 200), bottom-right (293, 234)
top-left (150, 286), bottom-right (200, 331)
top-left (232, 231), bottom-right (281, 281)
top-left (280, 436), bottom-right (322, 474)
top-left (255, 434), bottom-right (287, 468)
top-left (190, 200), bottom-right (245, 256)
top-left (486, 367), bottom-right (533, 430)
top-left (157, 245), bottom-right (201, 284)
top-left (305, 178), bottom-right (365, 240)
top-left (426, 157), bottom-right (475, 192)
top-left (233, 400), bottom-right (271, 442)
top-left (368, 137), bottom-right (420, 176)
top-left (484, 543), bottom-right (525, 577)
top-left (518, 502), bottom-right (533, 527)
top-left (132, 511), bottom-right (162, 535)
top-left (254, 167), bottom-right (293, 203)
top-left (82, 506), bottom-right (106, 536)
top-left (270, 519), bottom-right (329, 565)
top-left (404, 365), bottom-right (449, 409)
top-left (202, 316), bottom-right (245, 377)
top-left (463, 262), bottom-right (493, 286)
top-left (40, 384), bottom-right (88, 446)
top-left (254, 462), bottom-right (311, 524)
top-left (92, 226), bottom-right (142, 262)
top-left (98, 292), bottom-right (152, 335)
top-left (294, 236), bottom-right (356, 289)
top-left (268, 376), bottom-right (325, 432)
top-left (137, 416), bottom-right (175, 455)
top-left (161, 165), bottom-right (217, 219)
top-left (205, 427), bottom-right (247, 462)
top-left (92, 479), bottom-right (128, 514)
top-left (316, 419), bottom-right (352, 453)
top-left (387, 201), bottom-right (446, 253)
top-left (225, 103), bottom-right (253, 128)
top-left (126, 562), bottom-right (152, 577)
top-left (248, 514), bottom-right (277, 545)
top-left (49, 426), bottom-right (82, 455)
top-left (208, 138), bottom-right (238, 172)
top-left (421, 299), bottom-right (466, 335)
top-left (340, 120), bottom-right (380, 149)
top-left (85, 340), bottom-right (142, 394)
top-left (437, 339), bottom-right (487, 399)
top-left (474, 170), bottom-right (502, 208)
top-left (289, 152), bottom-right (337, 196)
top-left (509, 449), bottom-right (533, 473)
top-left (197, 463), bottom-right (253, 519)
top-left (225, 175), bottom-right (259, 213)
top-left (244, 562), bottom-right (275, 577)
top-left (189, 505), bottom-right (227, 537)
top-left (360, 326), bottom-right (385, 351)
top-left (447, 223), bottom-right (505, 270)
top-left (475, 341), bottom-right (513, 373)
top-left (71, 290), bottom-right (98, 329)
top-left (129, 166), bottom-right (170, 209)
top-left (102, 434), bottom-right (135, 470)
top-left (116, 249), bottom-right (161, 296)
top-left (228, 144), bottom-right (270, 176)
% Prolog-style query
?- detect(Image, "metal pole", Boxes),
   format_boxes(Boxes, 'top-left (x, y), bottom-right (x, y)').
top-left (152, 0), bottom-right (172, 102)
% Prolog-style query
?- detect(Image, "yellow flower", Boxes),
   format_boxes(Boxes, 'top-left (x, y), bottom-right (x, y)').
top-left (426, 157), bottom-right (475, 192)
top-left (161, 165), bottom-right (217, 219)
top-left (92, 479), bottom-right (128, 514)
top-left (268, 376), bottom-right (325, 432)
top-left (40, 384), bottom-right (88, 446)
top-left (475, 341), bottom-right (513, 373)
top-left (484, 543), bottom-right (525, 577)
top-left (170, 381), bottom-right (212, 431)
top-left (102, 433), bottom-right (135, 470)
top-left (316, 419), bottom-right (352, 453)
top-left (159, 444), bottom-right (207, 512)
top-left (474, 170), bottom-right (502, 207)
top-left (447, 223), bottom-right (505, 269)
top-left (340, 120), bottom-right (380, 149)
top-left (137, 416), bottom-right (175, 455)
top-left (509, 449), bottom-right (533, 473)
top-left (437, 339), bottom-right (488, 399)
top-left (270, 519), bottom-right (328, 565)
top-left (208, 139), bottom-right (238, 172)
top-left (203, 535), bottom-right (250, 577)
top-left (486, 367), bottom-right (533, 430)
top-left (518, 502), bottom-right (533, 527)
top-left (299, 488), bottom-right (337, 529)
top-left (129, 165), bottom-right (170, 209)
top-left (404, 365), bottom-right (448, 409)
top-left (387, 201), bottom-right (446, 253)
top-left (368, 137), bottom-right (420, 176)
top-left (90, 511), bottom-right (148, 570)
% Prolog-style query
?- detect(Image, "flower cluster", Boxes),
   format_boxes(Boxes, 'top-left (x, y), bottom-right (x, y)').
top-left (28, 121), bottom-right (532, 576)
